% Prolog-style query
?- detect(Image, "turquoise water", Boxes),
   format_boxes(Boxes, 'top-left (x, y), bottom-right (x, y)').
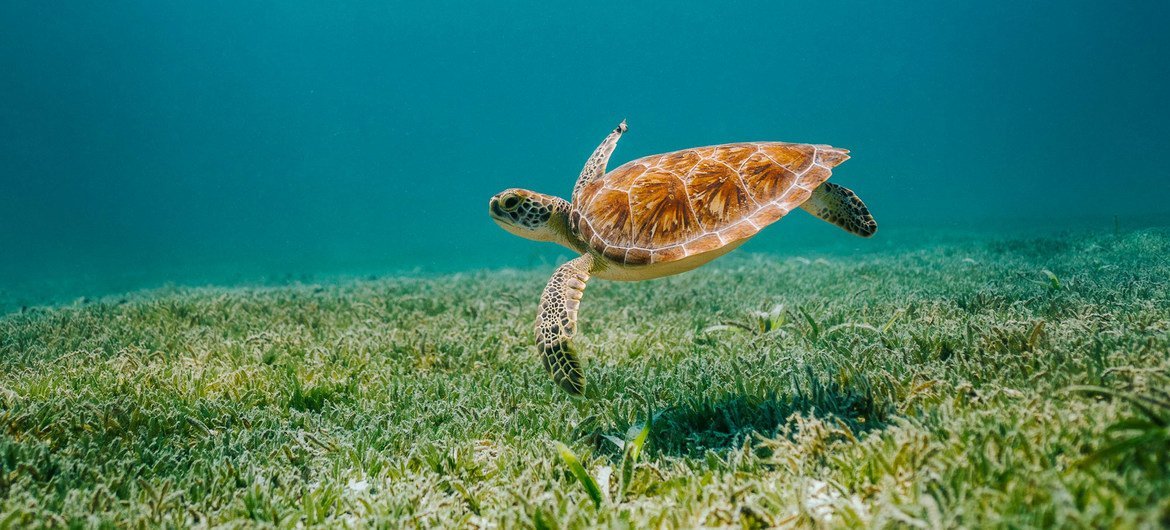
top-left (2, 1), bottom-right (1169, 310)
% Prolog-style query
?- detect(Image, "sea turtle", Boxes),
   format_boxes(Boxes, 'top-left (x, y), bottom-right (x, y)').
top-left (489, 121), bottom-right (876, 394)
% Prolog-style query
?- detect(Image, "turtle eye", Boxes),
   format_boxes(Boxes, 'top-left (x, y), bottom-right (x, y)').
top-left (501, 195), bottom-right (521, 211)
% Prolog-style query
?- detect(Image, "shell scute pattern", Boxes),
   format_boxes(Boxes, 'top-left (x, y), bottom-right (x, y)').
top-left (628, 171), bottom-right (701, 248)
top-left (651, 246), bottom-right (686, 263)
top-left (686, 158), bottom-right (754, 232)
top-left (602, 246), bottom-right (626, 262)
top-left (582, 187), bottom-right (633, 242)
top-left (656, 149), bottom-right (702, 176)
top-left (625, 247), bottom-right (651, 263)
top-left (741, 152), bottom-right (797, 203)
top-left (602, 162), bottom-right (647, 192)
top-left (575, 142), bottom-right (847, 265)
top-left (683, 232), bottom-right (723, 256)
top-left (712, 143), bottom-right (757, 167)
top-left (750, 202), bottom-right (789, 227)
top-left (760, 143), bottom-right (816, 173)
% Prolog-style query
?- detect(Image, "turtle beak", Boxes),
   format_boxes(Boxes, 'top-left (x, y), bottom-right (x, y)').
top-left (488, 196), bottom-right (504, 219)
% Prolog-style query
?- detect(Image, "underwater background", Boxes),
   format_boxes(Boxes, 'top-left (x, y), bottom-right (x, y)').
top-left (2, 0), bottom-right (1169, 311)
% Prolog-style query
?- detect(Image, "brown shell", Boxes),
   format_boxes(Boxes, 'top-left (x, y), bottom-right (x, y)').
top-left (572, 142), bottom-right (849, 265)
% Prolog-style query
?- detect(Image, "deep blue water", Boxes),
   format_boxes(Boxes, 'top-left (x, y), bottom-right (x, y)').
top-left (2, 1), bottom-right (1169, 309)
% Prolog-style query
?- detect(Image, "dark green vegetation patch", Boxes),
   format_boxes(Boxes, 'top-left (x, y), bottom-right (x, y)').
top-left (2, 231), bottom-right (1169, 528)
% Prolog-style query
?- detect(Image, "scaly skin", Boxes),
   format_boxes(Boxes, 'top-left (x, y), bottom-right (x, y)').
top-left (572, 120), bottom-right (627, 205)
top-left (799, 182), bottom-right (877, 237)
top-left (534, 254), bottom-right (593, 394)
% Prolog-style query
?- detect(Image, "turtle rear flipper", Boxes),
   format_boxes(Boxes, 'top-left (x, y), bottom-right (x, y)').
top-left (800, 182), bottom-right (877, 237)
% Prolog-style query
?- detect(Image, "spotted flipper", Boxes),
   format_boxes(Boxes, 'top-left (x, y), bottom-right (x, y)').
top-left (800, 182), bottom-right (877, 237)
top-left (572, 120), bottom-right (627, 204)
top-left (536, 254), bottom-right (594, 394)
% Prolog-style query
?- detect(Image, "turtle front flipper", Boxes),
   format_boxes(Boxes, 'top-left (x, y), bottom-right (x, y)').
top-left (800, 182), bottom-right (878, 237)
top-left (572, 120), bottom-right (627, 204)
top-left (536, 254), bottom-right (595, 395)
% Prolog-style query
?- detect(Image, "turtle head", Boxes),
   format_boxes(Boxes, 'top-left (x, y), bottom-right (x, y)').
top-left (489, 189), bottom-right (578, 247)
